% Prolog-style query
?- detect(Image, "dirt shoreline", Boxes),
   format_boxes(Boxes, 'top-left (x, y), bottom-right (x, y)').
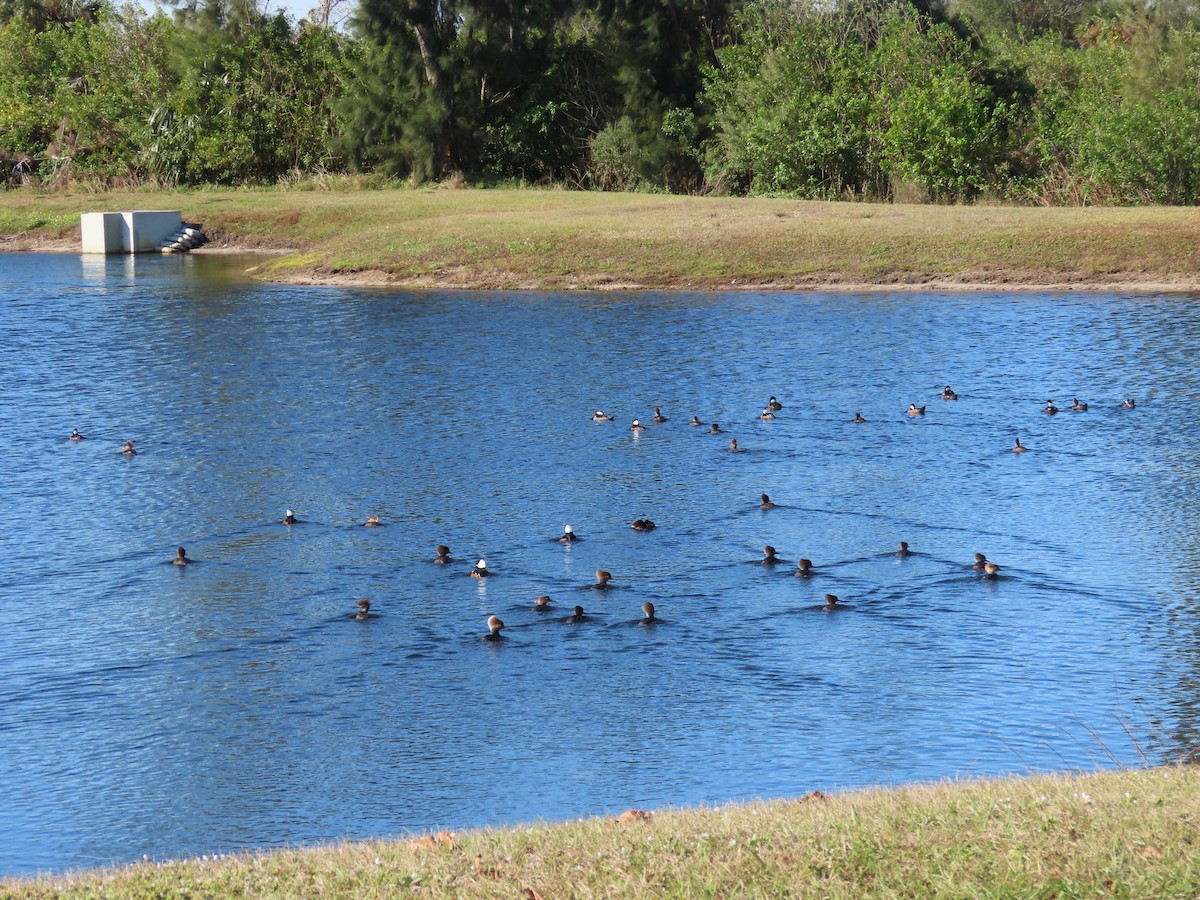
top-left (6, 234), bottom-right (1200, 293)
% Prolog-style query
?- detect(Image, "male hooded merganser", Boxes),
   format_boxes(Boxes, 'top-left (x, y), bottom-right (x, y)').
top-left (1012, 438), bottom-right (1027, 453)
top-left (559, 524), bottom-right (579, 543)
top-left (355, 597), bottom-right (371, 620)
top-left (1071, 398), bottom-right (1088, 411)
top-left (795, 558), bottom-right (814, 577)
top-left (593, 410), bottom-right (613, 421)
top-left (533, 595), bottom-right (554, 611)
top-left (435, 545), bottom-right (451, 564)
top-left (760, 409), bottom-right (775, 421)
top-left (652, 407), bottom-right (667, 423)
top-left (172, 546), bottom-right (190, 566)
top-left (281, 509), bottom-right (299, 525)
top-left (121, 440), bottom-right (137, 455)
top-left (896, 541), bottom-right (912, 557)
top-left (941, 386), bottom-right (958, 400)
top-left (364, 515), bottom-right (381, 527)
top-left (906, 404), bottom-right (925, 416)
top-left (593, 570), bottom-right (614, 590)
top-left (70, 428), bottom-right (84, 441)
top-left (760, 493), bottom-right (776, 510)
top-left (470, 559), bottom-right (490, 577)
top-left (630, 419), bottom-right (646, 431)
top-left (1044, 400), bottom-right (1058, 415)
top-left (639, 602), bottom-right (658, 625)
top-left (763, 545), bottom-right (781, 565)
top-left (689, 415), bottom-right (702, 426)
top-left (484, 615), bottom-right (506, 641)
top-left (768, 396), bottom-right (783, 411)
top-left (1122, 398), bottom-right (1136, 409)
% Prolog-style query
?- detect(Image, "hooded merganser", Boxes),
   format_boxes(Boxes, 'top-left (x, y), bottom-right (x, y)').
top-left (470, 559), bottom-right (490, 577)
top-left (484, 614), bottom-right (506, 641)
top-left (435, 545), bottom-right (451, 564)
top-left (652, 407), bottom-right (667, 423)
top-left (281, 509), bottom-right (299, 525)
top-left (172, 546), bottom-right (190, 566)
top-left (940, 386), bottom-right (958, 401)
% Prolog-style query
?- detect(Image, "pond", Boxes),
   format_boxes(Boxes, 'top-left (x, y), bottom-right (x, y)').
top-left (2, 252), bottom-right (1198, 876)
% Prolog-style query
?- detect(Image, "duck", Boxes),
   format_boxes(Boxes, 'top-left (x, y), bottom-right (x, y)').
top-left (592, 410), bottom-right (614, 421)
top-left (532, 595), bottom-right (554, 611)
top-left (652, 407), bottom-right (667, 423)
top-left (1071, 398), bottom-right (1088, 411)
top-left (1044, 399), bottom-right (1058, 415)
top-left (1012, 438), bottom-right (1027, 453)
top-left (896, 541), bottom-right (912, 557)
top-left (853, 412), bottom-right (866, 423)
top-left (982, 561), bottom-right (1002, 579)
top-left (69, 428), bottom-right (84, 441)
top-left (363, 515), bottom-right (382, 527)
top-left (688, 415), bottom-right (703, 426)
top-left (972, 553), bottom-right (988, 571)
top-left (470, 559), bottom-right (490, 578)
top-left (592, 570), bottom-right (614, 590)
top-left (940, 386), bottom-right (958, 401)
top-left (172, 546), bottom-right (190, 566)
top-left (763, 545), bottom-right (781, 565)
top-left (566, 605), bottom-right (589, 623)
top-left (281, 508), bottom-right (299, 525)
top-left (558, 524), bottom-right (579, 543)
top-left (638, 602), bottom-right (658, 625)
top-left (631, 519), bottom-right (657, 531)
top-left (630, 419), bottom-right (646, 431)
top-left (794, 558), bottom-right (814, 577)
top-left (1122, 398), bottom-right (1136, 409)
top-left (434, 544), bottom-right (451, 564)
top-left (768, 396), bottom-right (783, 411)
top-left (121, 440), bottom-right (137, 455)
top-left (484, 615), bottom-right (507, 641)
top-left (822, 593), bottom-right (841, 610)
top-left (709, 423), bottom-right (722, 434)
top-left (355, 597), bottom-right (371, 620)
top-left (760, 493), bottom-right (776, 510)
top-left (728, 438), bottom-right (739, 452)
top-left (906, 405), bottom-right (925, 416)
top-left (760, 408), bottom-right (775, 421)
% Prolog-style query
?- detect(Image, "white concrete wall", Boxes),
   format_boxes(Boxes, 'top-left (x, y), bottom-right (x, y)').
top-left (80, 210), bottom-right (182, 254)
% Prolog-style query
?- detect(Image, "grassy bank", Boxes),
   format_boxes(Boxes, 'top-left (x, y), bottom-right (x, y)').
top-left (2, 188), bottom-right (1200, 290)
top-left (4, 766), bottom-right (1198, 898)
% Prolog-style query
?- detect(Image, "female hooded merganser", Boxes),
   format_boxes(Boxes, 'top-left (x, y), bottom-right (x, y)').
top-left (795, 558), bottom-right (814, 577)
top-left (630, 419), bottom-right (646, 431)
top-left (639, 602), bottom-right (658, 625)
top-left (972, 553), bottom-right (988, 570)
top-left (281, 509), bottom-right (299, 525)
top-left (434, 545), bottom-right (451, 564)
top-left (172, 546), bottom-right (190, 566)
top-left (484, 615), bottom-right (507, 641)
top-left (689, 415), bottom-right (702, 426)
top-left (896, 541), bottom-right (912, 557)
top-left (728, 438), bottom-right (739, 452)
top-left (592, 570), bottom-right (614, 590)
top-left (593, 410), bottom-right (613, 421)
top-left (853, 412), bottom-right (866, 423)
top-left (982, 561), bottom-right (1001, 579)
top-left (567, 605), bottom-right (588, 623)
top-left (652, 407), bottom-right (667, 423)
top-left (533, 595), bottom-right (554, 611)
top-left (121, 440), bottom-right (137, 455)
top-left (1122, 398), bottom-right (1136, 409)
top-left (470, 559), bottom-right (490, 577)
top-left (709, 423), bottom-right (722, 434)
top-left (941, 386), bottom-right (958, 401)
top-left (364, 515), bottom-right (382, 527)
top-left (70, 428), bottom-right (84, 441)
top-left (1071, 398), bottom-right (1088, 411)
top-left (1012, 438), bottom-right (1027, 453)
top-left (763, 545), bottom-right (781, 565)
top-left (768, 396), bottom-right (783, 411)
top-left (760, 408), bottom-right (775, 421)
top-left (906, 404), bottom-right (925, 416)
top-left (1044, 400), bottom-right (1058, 415)
top-left (822, 593), bottom-right (841, 610)
top-left (631, 519), bottom-right (656, 531)
top-left (760, 493), bottom-right (776, 510)
top-left (355, 597), bottom-right (371, 620)
top-left (559, 524), bottom-right (579, 543)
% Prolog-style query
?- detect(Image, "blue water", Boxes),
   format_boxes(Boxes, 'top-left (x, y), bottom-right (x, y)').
top-left (2, 252), bottom-right (1198, 876)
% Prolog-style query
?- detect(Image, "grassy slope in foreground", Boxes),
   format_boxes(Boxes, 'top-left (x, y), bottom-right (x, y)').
top-left (4, 766), bottom-right (1199, 898)
top-left (2, 188), bottom-right (1200, 290)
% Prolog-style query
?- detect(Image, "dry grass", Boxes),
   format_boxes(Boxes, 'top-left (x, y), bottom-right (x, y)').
top-left (2, 187), bottom-right (1200, 290)
top-left (4, 766), bottom-right (1198, 898)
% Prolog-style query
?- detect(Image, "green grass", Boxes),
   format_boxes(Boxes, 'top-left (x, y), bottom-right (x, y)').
top-left (3, 187), bottom-right (1200, 289)
top-left (4, 766), bottom-right (1198, 898)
